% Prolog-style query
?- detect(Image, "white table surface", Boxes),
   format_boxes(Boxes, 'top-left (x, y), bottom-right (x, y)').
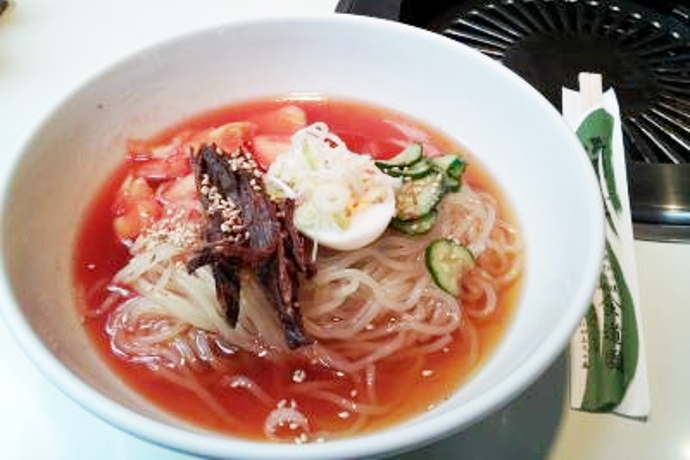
top-left (2, 1), bottom-right (690, 459)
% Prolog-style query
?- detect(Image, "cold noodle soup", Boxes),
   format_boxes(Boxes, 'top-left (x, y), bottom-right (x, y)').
top-left (73, 96), bottom-right (523, 443)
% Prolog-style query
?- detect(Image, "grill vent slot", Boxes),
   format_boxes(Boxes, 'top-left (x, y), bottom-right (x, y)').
top-left (428, 0), bottom-right (690, 165)
top-left (336, 0), bottom-right (690, 241)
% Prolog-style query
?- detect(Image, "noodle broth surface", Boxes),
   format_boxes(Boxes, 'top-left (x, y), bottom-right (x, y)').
top-left (73, 97), bottom-right (522, 441)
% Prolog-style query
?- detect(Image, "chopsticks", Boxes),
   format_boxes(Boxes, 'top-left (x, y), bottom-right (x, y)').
top-left (563, 72), bottom-right (651, 420)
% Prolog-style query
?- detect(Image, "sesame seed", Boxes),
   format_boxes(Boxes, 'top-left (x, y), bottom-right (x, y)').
top-left (292, 369), bottom-right (307, 383)
top-left (139, 210), bottom-right (201, 251)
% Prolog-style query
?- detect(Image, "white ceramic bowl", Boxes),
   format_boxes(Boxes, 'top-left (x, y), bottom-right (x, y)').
top-left (0, 14), bottom-right (604, 460)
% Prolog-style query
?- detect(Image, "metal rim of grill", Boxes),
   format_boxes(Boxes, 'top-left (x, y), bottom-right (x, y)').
top-left (337, 0), bottom-right (690, 241)
top-left (427, 0), bottom-right (690, 165)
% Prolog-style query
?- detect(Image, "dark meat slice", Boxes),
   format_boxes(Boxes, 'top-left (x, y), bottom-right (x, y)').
top-left (190, 146), bottom-right (242, 326)
top-left (255, 243), bottom-right (312, 349)
top-left (187, 169), bottom-right (280, 268)
top-left (236, 169), bottom-right (281, 254)
top-left (212, 260), bottom-right (241, 327)
top-left (188, 143), bottom-right (315, 348)
top-left (188, 240), bottom-right (273, 268)
top-left (196, 145), bottom-right (241, 204)
top-left (278, 199), bottom-right (316, 279)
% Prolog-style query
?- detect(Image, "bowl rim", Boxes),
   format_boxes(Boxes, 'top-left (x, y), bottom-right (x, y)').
top-left (0, 12), bottom-right (605, 460)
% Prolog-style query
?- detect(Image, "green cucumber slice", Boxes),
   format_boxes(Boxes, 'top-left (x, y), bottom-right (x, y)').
top-left (442, 175), bottom-right (462, 192)
top-left (395, 171), bottom-right (445, 221)
top-left (384, 159), bottom-right (433, 179)
top-left (390, 211), bottom-right (437, 235)
top-left (430, 154), bottom-right (467, 179)
top-left (425, 239), bottom-right (475, 296)
top-left (375, 143), bottom-right (423, 169)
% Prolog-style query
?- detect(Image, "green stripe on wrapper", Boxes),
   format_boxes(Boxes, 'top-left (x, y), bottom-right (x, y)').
top-left (576, 109), bottom-right (640, 412)
top-left (577, 109), bottom-right (620, 235)
top-left (581, 241), bottom-right (640, 411)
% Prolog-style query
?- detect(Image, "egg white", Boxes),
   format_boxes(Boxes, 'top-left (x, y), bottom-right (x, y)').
top-left (301, 187), bottom-right (396, 251)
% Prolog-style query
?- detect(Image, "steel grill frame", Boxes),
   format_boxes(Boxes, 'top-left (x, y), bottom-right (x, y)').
top-left (427, 0), bottom-right (690, 165)
top-left (337, 0), bottom-right (690, 241)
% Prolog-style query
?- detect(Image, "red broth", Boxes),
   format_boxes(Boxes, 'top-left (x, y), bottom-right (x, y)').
top-left (73, 97), bottom-right (522, 441)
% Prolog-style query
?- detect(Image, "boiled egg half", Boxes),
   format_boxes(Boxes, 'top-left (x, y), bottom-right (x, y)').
top-left (265, 123), bottom-right (399, 251)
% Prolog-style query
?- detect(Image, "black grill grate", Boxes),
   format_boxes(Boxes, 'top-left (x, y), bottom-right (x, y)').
top-left (426, 0), bottom-right (690, 165)
top-left (337, 0), bottom-right (690, 240)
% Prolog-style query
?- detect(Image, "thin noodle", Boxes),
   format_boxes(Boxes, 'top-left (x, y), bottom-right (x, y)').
top-left (464, 272), bottom-right (498, 320)
top-left (222, 375), bottom-right (275, 407)
top-left (152, 365), bottom-right (240, 425)
top-left (365, 363), bottom-right (378, 406)
top-left (94, 159), bottom-right (521, 442)
top-left (290, 387), bottom-right (389, 416)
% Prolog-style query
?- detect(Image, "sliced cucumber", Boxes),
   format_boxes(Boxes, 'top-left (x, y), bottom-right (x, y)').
top-left (384, 158), bottom-right (433, 179)
top-left (375, 143), bottom-right (423, 169)
top-left (442, 175), bottom-right (462, 192)
top-left (395, 171), bottom-right (445, 221)
top-left (430, 154), bottom-right (467, 179)
top-left (391, 211), bottom-right (437, 235)
top-left (383, 147), bottom-right (469, 234)
top-left (425, 239), bottom-right (475, 296)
